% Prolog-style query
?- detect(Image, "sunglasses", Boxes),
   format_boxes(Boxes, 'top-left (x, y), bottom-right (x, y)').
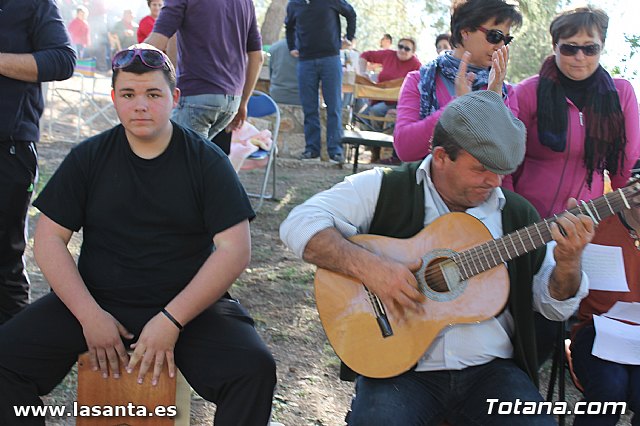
top-left (477, 26), bottom-right (514, 46)
top-left (557, 43), bottom-right (601, 57)
top-left (112, 48), bottom-right (169, 70)
top-left (397, 44), bottom-right (412, 52)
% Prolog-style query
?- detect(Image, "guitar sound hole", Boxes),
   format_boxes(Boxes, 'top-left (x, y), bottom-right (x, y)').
top-left (423, 257), bottom-right (452, 293)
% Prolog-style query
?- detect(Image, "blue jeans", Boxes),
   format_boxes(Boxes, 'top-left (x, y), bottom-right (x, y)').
top-left (363, 101), bottom-right (392, 131)
top-left (172, 94), bottom-right (241, 140)
top-left (346, 358), bottom-right (554, 426)
top-left (572, 325), bottom-right (640, 426)
top-left (297, 55), bottom-right (343, 156)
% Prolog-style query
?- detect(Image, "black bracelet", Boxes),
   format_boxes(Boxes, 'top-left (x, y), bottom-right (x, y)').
top-left (161, 308), bottom-right (183, 331)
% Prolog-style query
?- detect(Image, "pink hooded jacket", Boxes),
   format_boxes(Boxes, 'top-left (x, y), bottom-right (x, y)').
top-left (502, 74), bottom-right (640, 218)
top-left (393, 70), bottom-right (519, 162)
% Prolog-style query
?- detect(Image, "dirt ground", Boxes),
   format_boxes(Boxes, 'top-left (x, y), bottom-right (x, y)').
top-left (29, 89), bottom-right (631, 425)
top-left (34, 106), bottom-right (357, 425)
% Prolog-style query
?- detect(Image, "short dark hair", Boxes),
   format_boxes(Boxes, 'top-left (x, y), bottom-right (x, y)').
top-left (398, 37), bottom-right (417, 51)
top-left (382, 33), bottom-right (393, 43)
top-left (432, 121), bottom-right (462, 160)
top-left (449, 0), bottom-right (523, 48)
top-left (550, 6), bottom-right (608, 45)
top-left (435, 33), bottom-right (451, 47)
top-left (111, 54), bottom-right (177, 91)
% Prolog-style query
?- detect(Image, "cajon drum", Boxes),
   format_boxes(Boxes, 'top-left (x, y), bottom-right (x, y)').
top-left (76, 352), bottom-right (190, 426)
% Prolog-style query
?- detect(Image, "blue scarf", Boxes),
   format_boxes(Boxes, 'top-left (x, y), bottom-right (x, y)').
top-left (418, 51), bottom-right (507, 119)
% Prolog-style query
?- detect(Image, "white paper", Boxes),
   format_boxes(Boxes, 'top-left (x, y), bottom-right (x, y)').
top-left (604, 301), bottom-right (640, 325)
top-left (581, 243), bottom-right (630, 292)
top-left (592, 315), bottom-right (640, 365)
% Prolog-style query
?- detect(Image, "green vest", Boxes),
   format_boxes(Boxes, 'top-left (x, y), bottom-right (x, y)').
top-left (368, 162), bottom-right (546, 385)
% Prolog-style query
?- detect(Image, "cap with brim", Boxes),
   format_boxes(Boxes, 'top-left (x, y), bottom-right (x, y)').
top-left (437, 90), bottom-right (526, 174)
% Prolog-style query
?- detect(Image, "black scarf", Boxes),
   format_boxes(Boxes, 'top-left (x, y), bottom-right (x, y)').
top-left (536, 55), bottom-right (627, 188)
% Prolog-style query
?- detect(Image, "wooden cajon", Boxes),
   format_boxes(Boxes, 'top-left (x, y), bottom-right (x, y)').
top-left (76, 352), bottom-right (190, 426)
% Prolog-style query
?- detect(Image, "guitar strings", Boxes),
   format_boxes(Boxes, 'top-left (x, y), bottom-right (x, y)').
top-left (418, 190), bottom-right (630, 288)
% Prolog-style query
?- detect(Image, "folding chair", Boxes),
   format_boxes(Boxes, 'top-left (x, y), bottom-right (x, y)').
top-left (342, 76), bottom-right (403, 171)
top-left (348, 76), bottom-right (403, 135)
top-left (47, 58), bottom-right (118, 140)
top-left (240, 91), bottom-right (279, 212)
top-left (545, 319), bottom-right (583, 426)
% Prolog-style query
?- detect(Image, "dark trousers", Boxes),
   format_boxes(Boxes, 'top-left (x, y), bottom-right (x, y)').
top-left (211, 130), bottom-right (232, 155)
top-left (346, 358), bottom-right (555, 426)
top-left (0, 140), bottom-right (37, 324)
top-left (572, 325), bottom-right (639, 426)
top-left (0, 293), bottom-right (277, 425)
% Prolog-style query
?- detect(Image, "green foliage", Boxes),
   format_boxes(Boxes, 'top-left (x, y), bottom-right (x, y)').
top-left (254, 0), bottom-right (449, 54)
top-left (342, 0), bottom-right (426, 52)
top-left (507, 0), bottom-right (562, 83)
top-left (609, 34), bottom-right (640, 79)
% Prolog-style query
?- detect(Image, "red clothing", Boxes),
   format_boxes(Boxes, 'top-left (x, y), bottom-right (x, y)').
top-left (360, 49), bottom-right (421, 106)
top-left (360, 49), bottom-right (421, 84)
top-left (573, 215), bottom-right (640, 337)
top-left (67, 17), bottom-right (90, 47)
top-left (137, 15), bottom-right (156, 43)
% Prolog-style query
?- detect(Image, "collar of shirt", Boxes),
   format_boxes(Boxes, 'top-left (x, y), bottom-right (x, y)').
top-left (416, 155), bottom-right (506, 237)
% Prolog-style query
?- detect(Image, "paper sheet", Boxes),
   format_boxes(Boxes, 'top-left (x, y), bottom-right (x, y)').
top-left (592, 315), bottom-right (640, 365)
top-left (581, 243), bottom-right (630, 292)
top-left (603, 301), bottom-right (640, 324)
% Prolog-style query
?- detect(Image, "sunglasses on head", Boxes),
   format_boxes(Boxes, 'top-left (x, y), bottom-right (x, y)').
top-left (557, 43), bottom-right (601, 57)
top-left (397, 44), bottom-right (412, 52)
top-left (112, 48), bottom-right (169, 70)
top-left (477, 26), bottom-right (514, 46)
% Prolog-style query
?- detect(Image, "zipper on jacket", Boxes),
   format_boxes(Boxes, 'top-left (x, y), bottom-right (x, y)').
top-left (579, 111), bottom-right (584, 126)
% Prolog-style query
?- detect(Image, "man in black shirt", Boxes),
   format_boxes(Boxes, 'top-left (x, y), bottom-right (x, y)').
top-left (0, 44), bottom-right (276, 426)
top-left (0, 0), bottom-right (76, 325)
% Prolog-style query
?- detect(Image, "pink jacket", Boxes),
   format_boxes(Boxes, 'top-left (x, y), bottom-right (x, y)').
top-left (393, 70), bottom-right (518, 162)
top-left (502, 75), bottom-right (640, 218)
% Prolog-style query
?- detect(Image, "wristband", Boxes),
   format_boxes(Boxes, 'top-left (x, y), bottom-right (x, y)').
top-left (161, 308), bottom-right (183, 331)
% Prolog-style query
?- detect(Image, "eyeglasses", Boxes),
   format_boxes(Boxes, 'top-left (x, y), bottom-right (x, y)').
top-left (477, 26), bottom-right (514, 46)
top-left (112, 48), bottom-right (169, 70)
top-left (397, 44), bottom-right (412, 52)
top-left (557, 43), bottom-right (601, 57)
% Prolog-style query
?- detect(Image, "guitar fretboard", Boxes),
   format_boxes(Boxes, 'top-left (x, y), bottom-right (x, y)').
top-left (451, 185), bottom-right (637, 280)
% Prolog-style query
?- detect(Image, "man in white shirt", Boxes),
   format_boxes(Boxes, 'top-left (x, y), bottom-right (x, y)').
top-left (280, 90), bottom-right (594, 425)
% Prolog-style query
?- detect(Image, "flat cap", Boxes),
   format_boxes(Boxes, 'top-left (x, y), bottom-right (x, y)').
top-left (437, 90), bottom-right (526, 174)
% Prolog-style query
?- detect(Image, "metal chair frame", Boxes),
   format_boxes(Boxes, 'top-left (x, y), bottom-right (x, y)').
top-left (47, 58), bottom-right (117, 140)
top-left (241, 90), bottom-right (280, 212)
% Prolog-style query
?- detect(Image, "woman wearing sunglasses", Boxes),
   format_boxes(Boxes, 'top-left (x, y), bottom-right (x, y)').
top-left (503, 6), bottom-right (640, 219)
top-left (393, 0), bottom-right (521, 162)
top-left (503, 6), bottom-right (640, 391)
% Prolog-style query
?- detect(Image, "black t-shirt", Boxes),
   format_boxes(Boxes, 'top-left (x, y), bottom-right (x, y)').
top-left (34, 122), bottom-right (255, 307)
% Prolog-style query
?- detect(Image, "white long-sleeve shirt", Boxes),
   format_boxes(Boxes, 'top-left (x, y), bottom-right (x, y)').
top-left (280, 156), bottom-right (588, 371)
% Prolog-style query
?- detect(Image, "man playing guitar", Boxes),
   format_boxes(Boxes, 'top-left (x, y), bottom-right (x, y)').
top-left (281, 90), bottom-right (596, 425)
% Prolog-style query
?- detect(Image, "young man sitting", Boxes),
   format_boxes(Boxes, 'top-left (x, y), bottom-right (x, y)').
top-left (0, 44), bottom-right (276, 426)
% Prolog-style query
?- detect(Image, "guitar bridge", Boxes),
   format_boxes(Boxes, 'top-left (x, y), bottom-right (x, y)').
top-left (366, 289), bottom-right (393, 338)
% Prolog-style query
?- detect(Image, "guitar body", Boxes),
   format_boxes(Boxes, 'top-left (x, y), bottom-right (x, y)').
top-left (314, 212), bottom-right (510, 378)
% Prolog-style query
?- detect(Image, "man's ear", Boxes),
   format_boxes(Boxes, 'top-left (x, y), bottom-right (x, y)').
top-left (111, 89), bottom-right (116, 103)
top-left (172, 87), bottom-right (180, 108)
top-left (431, 146), bottom-right (447, 164)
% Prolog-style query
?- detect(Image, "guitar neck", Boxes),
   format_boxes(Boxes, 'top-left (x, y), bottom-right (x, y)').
top-left (453, 186), bottom-right (635, 280)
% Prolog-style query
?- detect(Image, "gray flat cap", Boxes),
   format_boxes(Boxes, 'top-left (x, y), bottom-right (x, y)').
top-left (437, 90), bottom-right (526, 174)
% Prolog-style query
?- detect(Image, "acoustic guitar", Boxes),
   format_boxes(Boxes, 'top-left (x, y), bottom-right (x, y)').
top-left (314, 182), bottom-right (640, 378)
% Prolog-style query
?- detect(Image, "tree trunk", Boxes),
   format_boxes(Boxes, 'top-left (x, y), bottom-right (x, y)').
top-left (260, 0), bottom-right (288, 46)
